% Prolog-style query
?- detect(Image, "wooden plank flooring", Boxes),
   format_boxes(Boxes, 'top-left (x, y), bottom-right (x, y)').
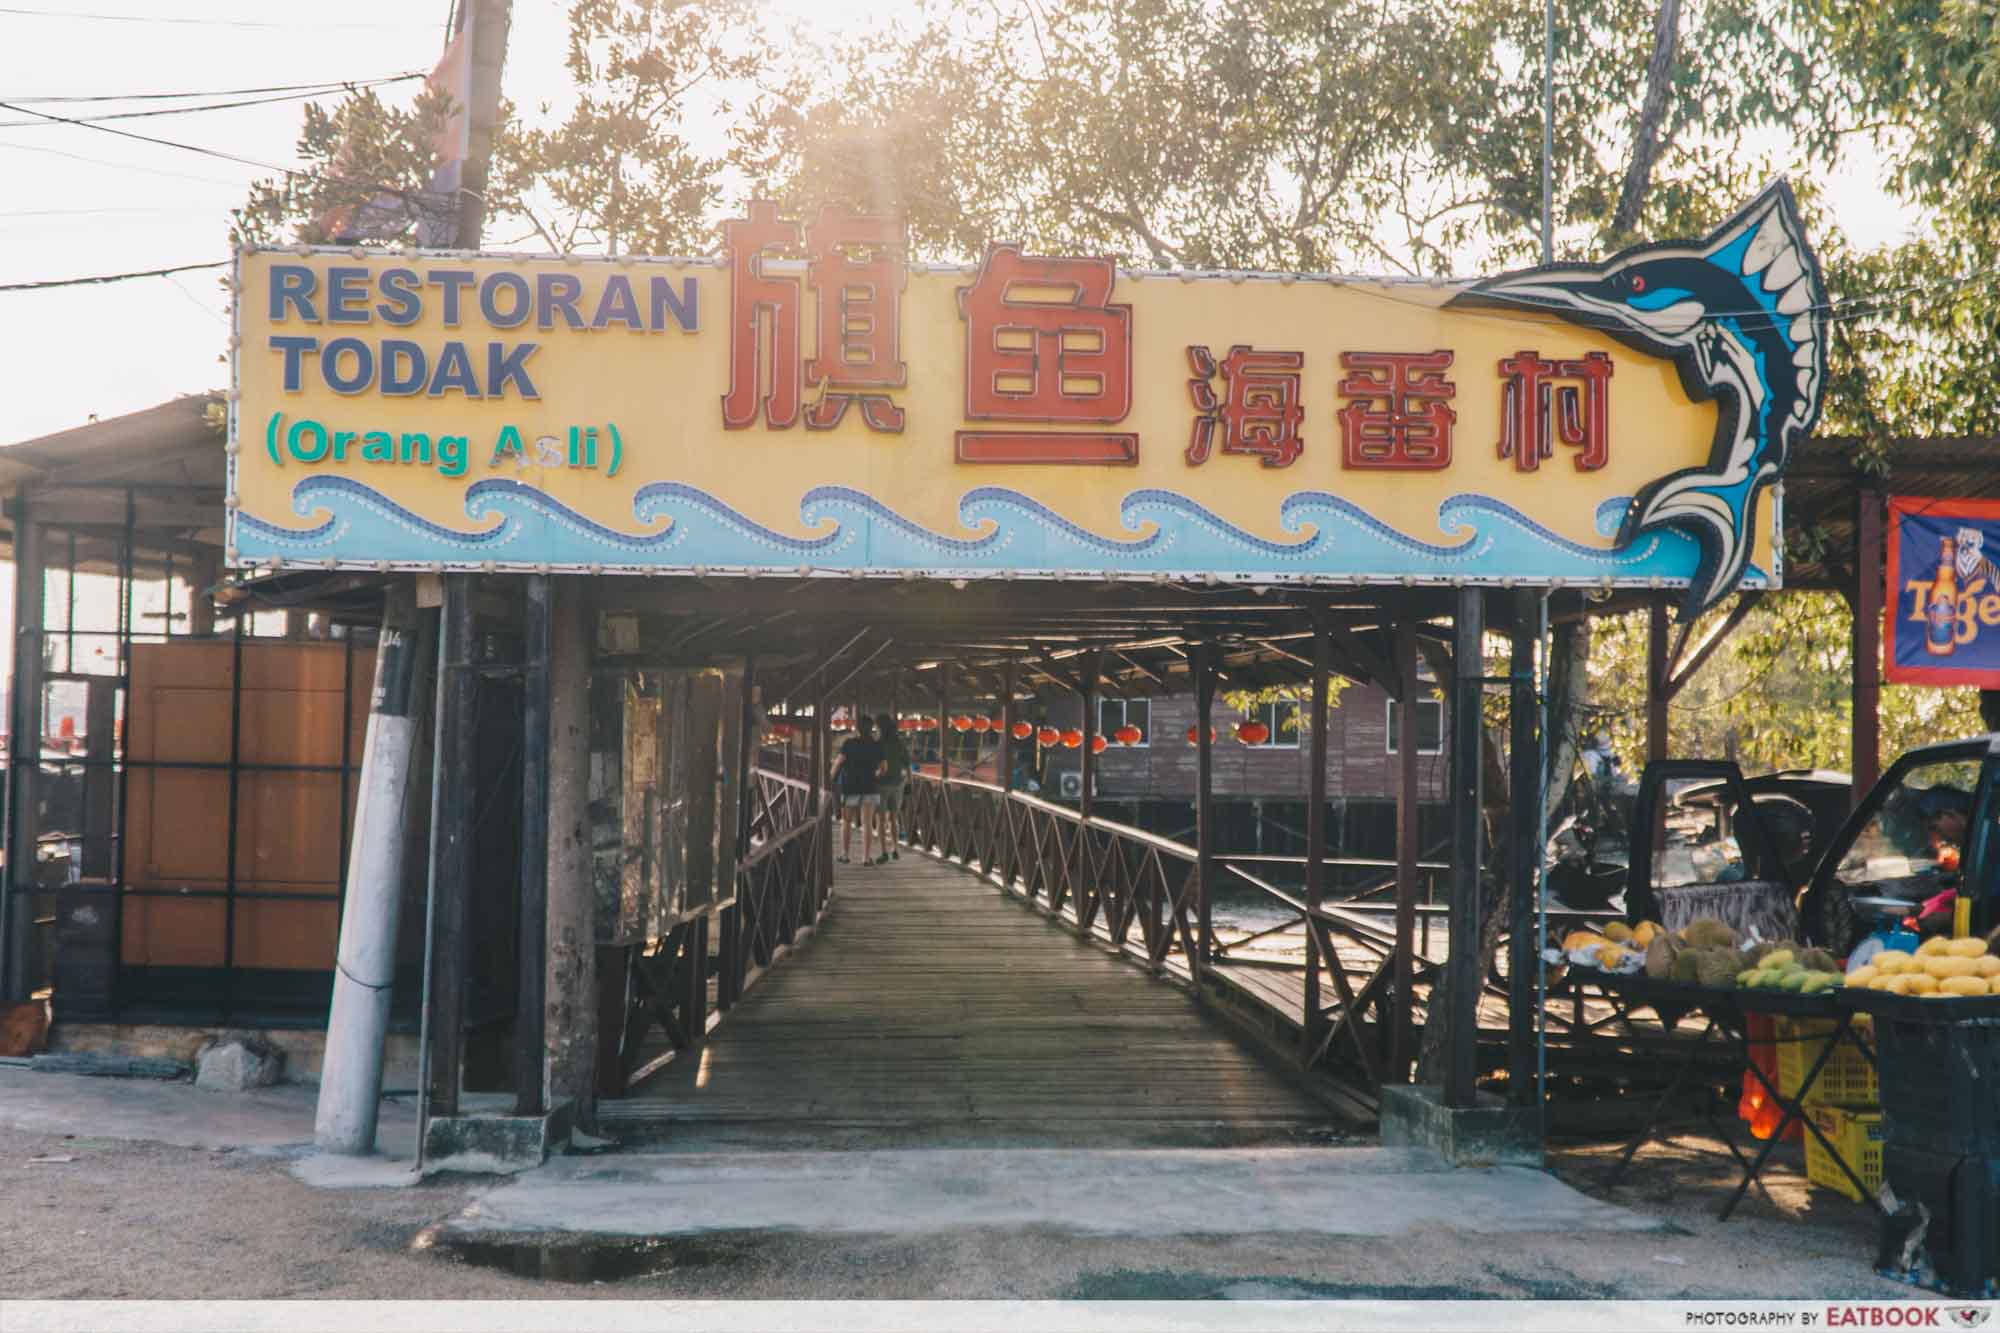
top-left (603, 853), bottom-right (1351, 1148)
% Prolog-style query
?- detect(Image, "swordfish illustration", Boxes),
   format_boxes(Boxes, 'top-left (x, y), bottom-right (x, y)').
top-left (1449, 182), bottom-right (1829, 617)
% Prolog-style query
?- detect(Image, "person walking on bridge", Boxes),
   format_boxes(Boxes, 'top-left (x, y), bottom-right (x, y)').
top-left (875, 712), bottom-right (909, 862)
top-left (832, 714), bottom-right (884, 866)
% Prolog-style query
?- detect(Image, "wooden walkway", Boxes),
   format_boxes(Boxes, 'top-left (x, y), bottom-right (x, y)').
top-left (603, 852), bottom-right (1352, 1149)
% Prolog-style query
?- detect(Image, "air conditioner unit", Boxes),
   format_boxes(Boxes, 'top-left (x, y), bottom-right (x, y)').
top-left (1058, 770), bottom-right (1084, 800)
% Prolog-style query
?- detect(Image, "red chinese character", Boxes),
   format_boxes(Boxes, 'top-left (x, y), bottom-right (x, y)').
top-left (1185, 346), bottom-right (1304, 467)
top-left (1336, 350), bottom-right (1456, 470)
top-left (955, 244), bottom-right (1136, 465)
top-left (804, 205), bottom-right (907, 432)
top-left (1497, 350), bottom-right (1613, 472)
top-left (720, 201), bottom-right (803, 431)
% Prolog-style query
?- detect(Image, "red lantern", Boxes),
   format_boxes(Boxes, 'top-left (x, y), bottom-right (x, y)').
top-left (1090, 734), bottom-right (1108, 754)
top-left (1113, 724), bottom-right (1142, 746)
top-left (987, 716), bottom-right (1004, 732)
top-left (1011, 720), bottom-right (1034, 740)
top-left (1184, 725), bottom-right (1217, 746)
top-left (1037, 726), bottom-right (1061, 746)
top-left (1060, 729), bottom-right (1084, 749)
top-left (921, 716), bottom-right (939, 730)
top-left (971, 716), bottom-right (992, 733)
top-left (951, 715), bottom-right (974, 732)
top-left (1236, 720), bottom-right (1271, 745)
top-left (899, 717), bottom-right (918, 731)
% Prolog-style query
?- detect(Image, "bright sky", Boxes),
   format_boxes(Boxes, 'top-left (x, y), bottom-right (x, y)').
top-left (0, 0), bottom-right (1924, 450)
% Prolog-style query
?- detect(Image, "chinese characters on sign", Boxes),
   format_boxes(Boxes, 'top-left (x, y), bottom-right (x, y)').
top-left (1335, 350), bottom-right (1455, 471)
top-left (721, 202), bottom-right (909, 433)
top-left (716, 204), bottom-right (1619, 477)
top-left (1496, 350), bottom-right (1613, 472)
top-left (955, 245), bottom-right (1136, 465)
top-left (1185, 345), bottom-right (1304, 468)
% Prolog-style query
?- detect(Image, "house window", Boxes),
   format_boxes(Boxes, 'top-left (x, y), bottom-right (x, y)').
top-left (1097, 697), bottom-right (1151, 747)
top-left (1245, 699), bottom-right (1298, 747)
top-left (1386, 696), bottom-right (1444, 755)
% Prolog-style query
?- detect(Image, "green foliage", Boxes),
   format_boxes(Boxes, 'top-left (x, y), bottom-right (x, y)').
top-left (1587, 591), bottom-right (1987, 776)
top-left (231, 85), bottom-right (458, 247)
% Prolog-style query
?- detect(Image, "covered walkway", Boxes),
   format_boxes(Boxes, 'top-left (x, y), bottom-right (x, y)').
top-left (603, 850), bottom-right (1347, 1149)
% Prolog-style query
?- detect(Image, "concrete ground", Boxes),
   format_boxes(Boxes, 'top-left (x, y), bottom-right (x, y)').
top-left (0, 1064), bottom-right (1919, 1300)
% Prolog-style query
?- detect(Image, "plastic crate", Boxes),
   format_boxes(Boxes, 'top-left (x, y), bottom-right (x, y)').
top-left (1874, 1015), bottom-right (2000, 1153)
top-left (1775, 1016), bottom-right (1879, 1108)
top-left (1805, 1105), bottom-right (1884, 1202)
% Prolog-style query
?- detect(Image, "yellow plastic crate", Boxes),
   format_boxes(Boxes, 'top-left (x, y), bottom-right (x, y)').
top-left (1776, 1016), bottom-right (1879, 1109)
top-left (1804, 1105), bottom-right (1884, 1203)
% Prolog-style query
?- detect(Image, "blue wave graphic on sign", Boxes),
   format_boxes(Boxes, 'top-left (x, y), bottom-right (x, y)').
top-left (236, 474), bottom-right (1765, 584)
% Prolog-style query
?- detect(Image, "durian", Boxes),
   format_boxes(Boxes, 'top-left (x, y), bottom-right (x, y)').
top-left (1644, 934), bottom-right (1680, 979)
top-left (1683, 918), bottom-right (1738, 950)
top-left (1671, 950), bottom-right (1703, 983)
top-left (1800, 947), bottom-right (1839, 973)
top-left (1695, 948), bottom-right (1741, 988)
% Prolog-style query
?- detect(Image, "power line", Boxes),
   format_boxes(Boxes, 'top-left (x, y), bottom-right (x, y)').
top-left (0, 5), bottom-right (434, 31)
top-left (0, 99), bottom-right (453, 207)
top-left (2, 75), bottom-right (421, 104)
top-left (0, 75), bottom-right (424, 128)
top-left (0, 261), bottom-right (228, 294)
top-left (0, 138), bottom-right (247, 186)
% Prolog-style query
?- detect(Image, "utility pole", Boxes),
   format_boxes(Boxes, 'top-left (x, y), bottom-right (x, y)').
top-left (317, 0), bottom-right (513, 1156)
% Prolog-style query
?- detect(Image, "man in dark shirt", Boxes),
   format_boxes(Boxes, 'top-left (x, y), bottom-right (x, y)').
top-left (831, 715), bottom-right (884, 866)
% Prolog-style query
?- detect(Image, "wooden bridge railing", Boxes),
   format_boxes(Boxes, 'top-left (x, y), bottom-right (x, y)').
top-left (608, 764), bottom-right (832, 1092)
top-left (900, 771), bottom-right (1623, 1088)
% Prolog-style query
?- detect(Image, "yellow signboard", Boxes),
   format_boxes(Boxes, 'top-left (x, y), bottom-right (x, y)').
top-left (231, 187), bottom-right (1823, 613)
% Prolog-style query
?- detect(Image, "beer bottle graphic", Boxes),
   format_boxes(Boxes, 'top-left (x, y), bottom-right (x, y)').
top-left (1927, 537), bottom-right (1959, 656)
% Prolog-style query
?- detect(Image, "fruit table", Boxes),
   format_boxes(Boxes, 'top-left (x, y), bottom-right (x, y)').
top-left (1581, 971), bottom-right (1882, 1220)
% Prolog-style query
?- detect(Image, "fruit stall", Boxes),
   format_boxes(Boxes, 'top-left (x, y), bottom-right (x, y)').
top-left (1558, 913), bottom-right (2000, 1297)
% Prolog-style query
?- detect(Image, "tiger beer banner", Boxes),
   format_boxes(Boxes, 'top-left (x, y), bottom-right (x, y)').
top-left (1885, 496), bottom-right (2000, 687)
top-left (228, 185), bottom-right (1827, 613)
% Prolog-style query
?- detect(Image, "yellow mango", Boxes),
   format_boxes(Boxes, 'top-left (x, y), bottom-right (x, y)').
top-left (1942, 976), bottom-right (1989, 997)
top-left (1846, 965), bottom-right (1879, 988)
top-left (1594, 943), bottom-right (1628, 969)
top-left (1563, 930), bottom-right (1607, 953)
top-left (1947, 938), bottom-right (1989, 958)
top-left (1633, 922), bottom-right (1660, 949)
top-left (1603, 921), bottom-right (1634, 943)
top-left (1874, 975), bottom-right (1909, 993)
top-left (1875, 952), bottom-right (1916, 975)
top-left (1919, 936), bottom-right (1952, 957)
top-left (1906, 973), bottom-right (1941, 994)
top-left (1924, 956), bottom-right (1980, 979)
top-left (1975, 957), bottom-right (2000, 978)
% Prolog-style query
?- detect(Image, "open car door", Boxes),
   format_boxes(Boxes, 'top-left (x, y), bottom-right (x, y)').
top-left (1627, 759), bottom-right (1799, 943)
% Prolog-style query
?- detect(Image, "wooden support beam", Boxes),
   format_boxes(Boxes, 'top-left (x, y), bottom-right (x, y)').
top-left (1664, 591), bottom-right (1762, 699)
top-left (0, 499), bottom-right (42, 1000)
top-left (1646, 596), bottom-right (1670, 763)
top-left (1392, 623), bottom-right (1419, 1080)
top-left (1193, 643), bottom-right (1216, 978)
top-left (1304, 610), bottom-right (1331, 1047)
top-left (426, 574), bottom-right (475, 1117)
top-left (1507, 590), bottom-right (1542, 1111)
top-left (1443, 588), bottom-right (1484, 1109)
top-left (1852, 488), bottom-right (1884, 803)
top-left (1079, 650), bottom-right (1101, 823)
top-left (544, 577), bottom-right (597, 1124)
top-left (515, 574), bottom-right (551, 1116)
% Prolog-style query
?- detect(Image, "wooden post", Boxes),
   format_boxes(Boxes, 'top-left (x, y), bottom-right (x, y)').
top-left (1444, 588), bottom-right (1485, 1109)
top-left (515, 574), bottom-right (551, 1116)
top-left (1507, 590), bottom-right (1542, 1108)
top-left (1304, 610), bottom-right (1331, 1043)
top-left (187, 549), bottom-right (219, 638)
top-left (427, 574), bottom-right (475, 1117)
top-left (998, 659), bottom-right (1015, 795)
top-left (1079, 651), bottom-right (1101, 823)
top-left (1647, 596), bottom-right (1670, 763)
top-left (1852, 488), bottom-right (1884, 803)
top-left (1, 497), bottom-right (43, 1002)
top-left (936, 676), bottom-right (949, 781)
top-left (1194, 644), bottom-right (1216, 976)
top-left (1392, 623), bottom-right (1420, 1080)
top-left (543, 578), bottom-right (596, 1124)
